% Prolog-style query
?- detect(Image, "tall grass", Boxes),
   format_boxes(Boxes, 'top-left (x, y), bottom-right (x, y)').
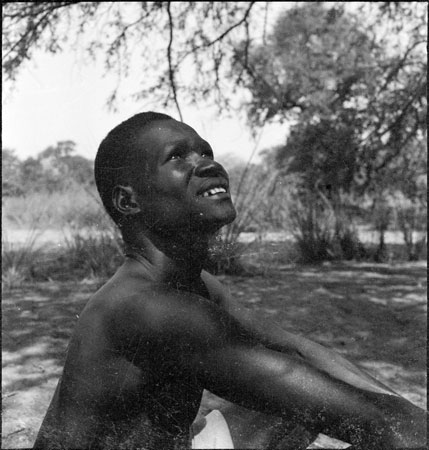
top-left (2, 183), bottom-right (125, 285)
top-left (2, 225), bottom-right (42, 290)
top-left (50, 230), bottom-right (124, 280)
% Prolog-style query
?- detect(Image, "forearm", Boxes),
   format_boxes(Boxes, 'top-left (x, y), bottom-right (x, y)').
top-left (325, 393), bottom-right (427, 449)
top-left (196, 343), bottom-right (426, 448)
top-left (238, 307), bottom-right (428, 445)
top-left (200, 300), bottom-right (423, 445)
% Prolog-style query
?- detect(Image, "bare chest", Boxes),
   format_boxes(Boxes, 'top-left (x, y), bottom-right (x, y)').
top-left (61, 337), bottom-right (203, 432)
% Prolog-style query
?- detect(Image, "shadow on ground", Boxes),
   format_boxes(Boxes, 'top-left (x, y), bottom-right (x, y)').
top-left (220, 261), bottom-right (427, 400)
top-left (2, 262), bottom-right (427, 448)
top-left (2, 280), bottom-right (98, 448)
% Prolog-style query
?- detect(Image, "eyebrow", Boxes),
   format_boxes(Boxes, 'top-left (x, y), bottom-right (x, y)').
top-left (165, 139), bottom-right (188, 151)
top-left (165, 139), bottom-right (213, 154)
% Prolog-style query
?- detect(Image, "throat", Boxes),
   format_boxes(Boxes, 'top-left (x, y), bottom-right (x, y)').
top-left (173, 274), bottom-right (210, 299)
top-left (124, 236), bottom-right (208, 287)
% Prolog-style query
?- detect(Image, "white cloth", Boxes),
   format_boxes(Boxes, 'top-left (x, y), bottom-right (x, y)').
top-left (191, 410), bottom-right (234, 449)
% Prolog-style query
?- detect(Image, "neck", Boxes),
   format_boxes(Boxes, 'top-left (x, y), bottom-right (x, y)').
top-left (123, 228), bottom-right (210, 287)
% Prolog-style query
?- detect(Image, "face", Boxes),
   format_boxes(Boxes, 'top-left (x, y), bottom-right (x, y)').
top-left (129, 119), bottom-right (236, 235)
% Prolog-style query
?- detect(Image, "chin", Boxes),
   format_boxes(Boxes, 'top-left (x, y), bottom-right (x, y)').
top-left (223, 206), bottom-right (237, 225)
top-left (199, 206), bottom-right (237, 234)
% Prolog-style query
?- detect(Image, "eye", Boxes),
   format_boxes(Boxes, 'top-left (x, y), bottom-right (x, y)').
top-left (167, 148), bottom-right (185, 161)
top-left (166, 143), bottom-right (187, 162)
top-left (201, 149), bottom-right (213, 159)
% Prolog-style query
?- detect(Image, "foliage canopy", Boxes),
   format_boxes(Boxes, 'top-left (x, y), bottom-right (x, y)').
top-left (2, 1), bottom-right (264, 118)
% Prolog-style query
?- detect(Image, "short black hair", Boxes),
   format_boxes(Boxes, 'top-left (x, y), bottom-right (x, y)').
top-left (94, 111), bottom-right (174, 225)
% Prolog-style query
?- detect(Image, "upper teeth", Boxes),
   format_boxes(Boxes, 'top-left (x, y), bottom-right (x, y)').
top-left (202, 187), bottom-right (226, 197)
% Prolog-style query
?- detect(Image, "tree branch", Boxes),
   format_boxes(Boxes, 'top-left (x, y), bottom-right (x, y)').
top-left (206, 2), bottom-right (256, 48)
top-left (107, 12), bottom-right (152, 53)
top-left (377, 39), bottom-right (426, 95)
top-left (262, 2), bottom-right (269, 45)
top-left (166, 2), bottom-right (183, 121)
top-left (360, 73), bottom-right (425, 149)
top-left (2, 2), bottom-right (75, 61)
top-left (176, 1), bottom-right (257, 66)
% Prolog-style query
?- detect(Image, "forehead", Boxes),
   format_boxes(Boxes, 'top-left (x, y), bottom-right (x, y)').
top-left (135, 119), bottom-right (206, 159)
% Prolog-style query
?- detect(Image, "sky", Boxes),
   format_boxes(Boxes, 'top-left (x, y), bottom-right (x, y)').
top-left (2, 4), bottom-right (290, 168)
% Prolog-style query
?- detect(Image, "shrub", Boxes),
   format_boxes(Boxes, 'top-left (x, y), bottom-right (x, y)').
top-left (61, 229), bottom-right (124, 279)
top-left (334, 215), bottom-right (367, 261)
top-left (392, 195), bottom-right (427, 261)
top-left (26, 227), bottom-right (124, 282)
top-left (288, 192), bottom-right (366, 263)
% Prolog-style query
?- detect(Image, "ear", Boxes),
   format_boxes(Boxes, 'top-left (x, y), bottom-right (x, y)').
top-left (112, 185), bottom-right (141, 216)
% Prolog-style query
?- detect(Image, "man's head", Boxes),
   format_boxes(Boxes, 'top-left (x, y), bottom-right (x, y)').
top-left (95, 112), bottom-right (236, 238)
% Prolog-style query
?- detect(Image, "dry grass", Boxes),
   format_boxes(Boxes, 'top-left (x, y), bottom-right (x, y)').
top-left (2, 184), bottom-right (105, 231)
top-left (2, 185), bottom-right (123, 288)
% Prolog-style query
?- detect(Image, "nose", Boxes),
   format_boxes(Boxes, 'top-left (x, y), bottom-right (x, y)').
top-left (194, 158), bottom-right (227, 179)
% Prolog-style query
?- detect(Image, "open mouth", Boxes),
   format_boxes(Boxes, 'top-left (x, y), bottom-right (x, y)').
top-left (201, 186), bottom-right (227, 198)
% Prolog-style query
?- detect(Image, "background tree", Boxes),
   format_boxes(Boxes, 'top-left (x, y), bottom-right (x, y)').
top-left (20, 156), bottom-right (46, 194)
top-left (2, 148), bottom-right (24, 197)
top-left (2, 142), bottom-right (94, 195)
top-left (37, 140), bottom-right (94, 189)
top-left (233, 2), bottom-right (426, 197)
top-left (229, 2), bottom-right (426, 261)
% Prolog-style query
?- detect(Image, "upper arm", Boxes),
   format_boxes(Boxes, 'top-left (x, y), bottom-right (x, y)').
top-left (109, 288), bottom-right (257, 363)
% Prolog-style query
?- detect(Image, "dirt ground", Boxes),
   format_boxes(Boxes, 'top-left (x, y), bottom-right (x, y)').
top-left (2, 261), bottom-right (427, 449)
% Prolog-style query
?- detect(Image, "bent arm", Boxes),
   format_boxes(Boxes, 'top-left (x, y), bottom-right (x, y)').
top-left (192, 341), bottom-right (425, 449)
top-left (128, 290), bottom-right (427, 448)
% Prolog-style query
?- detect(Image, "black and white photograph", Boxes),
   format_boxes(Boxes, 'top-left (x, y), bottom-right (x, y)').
top-left (2, 2), bottom-right (427, 449)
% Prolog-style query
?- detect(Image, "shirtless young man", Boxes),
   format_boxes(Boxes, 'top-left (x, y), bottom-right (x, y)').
top-left (34, 112), bottom-right (426, 449)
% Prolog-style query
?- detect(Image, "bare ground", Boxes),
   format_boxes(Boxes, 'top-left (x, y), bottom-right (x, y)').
top-left (2, 261), bottom-right (427, 449)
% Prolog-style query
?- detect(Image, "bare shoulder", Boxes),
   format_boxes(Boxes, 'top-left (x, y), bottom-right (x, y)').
top-left (85, 273), bottom-right (233, 350)
top-left (81, 278), bottom-right (167, 338)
